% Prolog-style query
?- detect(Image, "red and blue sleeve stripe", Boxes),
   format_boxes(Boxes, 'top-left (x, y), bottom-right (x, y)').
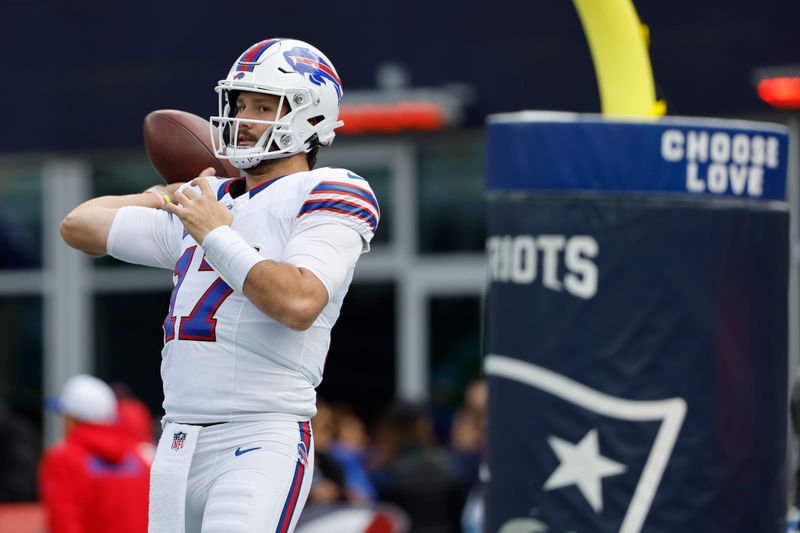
top-left (297, 199), bottom-right (378, 230)
top-left (237, 39), bottom-right (281, 72)
top-left (309, 181), bottom-right (380, 214)
top-left (275, 422), bottom-right (311, 533)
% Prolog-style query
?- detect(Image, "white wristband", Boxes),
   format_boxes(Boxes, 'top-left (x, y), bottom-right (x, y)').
top-left (201, 226), bottom-right (264, 294)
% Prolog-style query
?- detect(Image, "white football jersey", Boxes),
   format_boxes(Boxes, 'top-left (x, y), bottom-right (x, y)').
top-left (107, 167), bottom-right (379, 422)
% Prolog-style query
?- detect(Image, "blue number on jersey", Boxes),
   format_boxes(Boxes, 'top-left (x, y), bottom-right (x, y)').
top-left (163, 246), bottom-right (197, 343)
top-left (177, 258), bottom-right (233, 341)
top-left (164, 251), bottom-right (234, 343)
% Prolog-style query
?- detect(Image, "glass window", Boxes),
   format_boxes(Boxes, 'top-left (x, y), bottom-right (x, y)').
top-left (0, 162), bottom-right (42, 269)
top-left (417, 133), bottom-right (486, 254)
top-left (0, 297), bottom-right (43, 425)
top-left (318, 282), bottom-right (396, 425)
top-left (91, 155), bottom-right (161, 197)
top-left (428, 295), bottom-right (483, 437)
top-left (0, 297), bottom-right (41, 503)
top-left (94, 291), bottom-right (170, 417)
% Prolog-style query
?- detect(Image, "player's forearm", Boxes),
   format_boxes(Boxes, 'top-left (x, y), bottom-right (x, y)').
top-left (200, 225), bottom-right (328, 330)
top-left (242, 261), bottom-right (328, 331)
top-left (60, 194), bottom-right (163, 256)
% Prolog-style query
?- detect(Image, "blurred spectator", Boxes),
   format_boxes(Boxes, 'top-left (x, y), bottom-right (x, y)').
top-left (304, 402), bottom-right (411, 532)
top-left (309, 401), bottom-right (348, 504)
top-left (450, 379), bottom-right (488, 533)
top-left (329, 405), bottom-right (378, 502)
top-left (449, 379), bottom-right (487, 488)
top-left (111, 383), bottom-right (154, 443)
top-left (111, 382), bottom-right (156, 465)
top-left (296, 502), bottom-right (410, 533)
top-left (372, 402), bottom-right (463, 533)
top-left (789, 505), bottom-right (800, 533)
top-left (460, 481), bottom-right (485, 533)
top-left (462, 379), bottom-right (487, 414)
top-left (39, 375), bottom-right (150, 533)
top-left (449, 408), bottom-right (483, 488)
top-left (0, 401), bottom-right (38, 502)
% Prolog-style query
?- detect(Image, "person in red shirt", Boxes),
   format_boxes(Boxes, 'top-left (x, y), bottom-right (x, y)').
top-left (112, 383), bottom-right (157, 465)
top-left (39, 375), bottom-right (150, 533)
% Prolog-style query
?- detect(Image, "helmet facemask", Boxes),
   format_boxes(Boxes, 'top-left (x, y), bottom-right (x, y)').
top-left (209, 38), bottom-right (344, 170)
top-left (211, 85), bottom-right (317, 170)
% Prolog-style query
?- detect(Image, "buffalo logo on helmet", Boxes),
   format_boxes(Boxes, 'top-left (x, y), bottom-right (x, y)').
top-left (171, 431), bottom-right (187, 451)
top-left (283, 46), bottom-right (342, 102)
top-left (233, 72), bottom-right (245, 80)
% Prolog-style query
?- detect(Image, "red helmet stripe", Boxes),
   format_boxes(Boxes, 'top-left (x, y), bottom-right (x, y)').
top-left (237, 39), bottom-right (280, 72)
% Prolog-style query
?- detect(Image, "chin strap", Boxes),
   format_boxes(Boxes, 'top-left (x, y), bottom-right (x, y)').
top-left (304, 133), bottom-right (320, 152)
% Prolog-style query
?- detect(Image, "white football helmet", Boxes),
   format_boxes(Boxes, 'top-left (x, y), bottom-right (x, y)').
top-left (210, 38), bottom-right (344, 169)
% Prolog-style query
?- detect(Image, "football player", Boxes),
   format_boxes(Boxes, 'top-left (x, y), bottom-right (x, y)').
top-left (60, 38), bottom-right (378, 533)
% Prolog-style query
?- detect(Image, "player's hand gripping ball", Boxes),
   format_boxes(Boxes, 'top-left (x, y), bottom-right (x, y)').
top-left (143, 110), bottom-right (239, 184)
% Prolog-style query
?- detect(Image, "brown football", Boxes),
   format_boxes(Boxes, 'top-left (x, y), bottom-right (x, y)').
top-left (143, 109), bottom-right (239, 183)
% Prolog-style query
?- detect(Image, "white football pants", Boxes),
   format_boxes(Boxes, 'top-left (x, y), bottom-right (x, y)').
top-left (175, 418), bottom-right (314, 533)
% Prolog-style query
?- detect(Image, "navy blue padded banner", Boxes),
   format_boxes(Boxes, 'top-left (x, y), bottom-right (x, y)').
top-left (483, 198), bottom-right (788, 532)
top-left (486, 112), bottom-right (789, 201)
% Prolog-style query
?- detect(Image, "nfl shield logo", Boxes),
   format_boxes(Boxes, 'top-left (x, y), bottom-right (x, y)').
top-left (171, 431), bottom-right (187, 451)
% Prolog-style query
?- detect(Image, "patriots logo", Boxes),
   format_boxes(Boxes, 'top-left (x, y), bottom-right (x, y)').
top-left (485, 355), bottom-right (687, 533)
top-left (283, 46), bottom-right (342, 102)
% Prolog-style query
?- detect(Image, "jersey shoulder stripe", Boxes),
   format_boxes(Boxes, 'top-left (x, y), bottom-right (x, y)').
top-left (295, 168), bottom-right (380, 245)
top-left (298, 177), bottom-right (380, 230)
top-left (303, 192), bottom-right (379, 222)
top-left (309, 181), bottom-right (380, 214)
top-left (297, 199), bottom-right (378, 230)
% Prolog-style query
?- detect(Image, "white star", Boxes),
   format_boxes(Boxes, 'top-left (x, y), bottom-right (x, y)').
top-left (543, 428), bottom-right (626, 513)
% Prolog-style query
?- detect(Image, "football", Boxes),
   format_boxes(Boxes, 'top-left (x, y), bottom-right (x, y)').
top-left (143, 109), bottom-right (239, 183)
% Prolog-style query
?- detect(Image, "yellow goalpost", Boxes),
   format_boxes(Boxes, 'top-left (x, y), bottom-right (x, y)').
top-left (573, 0), bottom-right (666, 117)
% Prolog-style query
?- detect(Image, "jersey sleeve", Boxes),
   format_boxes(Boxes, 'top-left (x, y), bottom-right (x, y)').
top-left (106, 177), bottom-right (225, 268)
top-left (283, 222), bottom-right (363, 299)
top-left (107, 206), bottom-right (183, 269)
top-left (294, 170), bottom-right (380, 252)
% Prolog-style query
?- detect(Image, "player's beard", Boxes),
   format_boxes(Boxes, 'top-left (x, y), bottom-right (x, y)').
top-left (245, 157), bottom-right (284, 177)
top-left (243, 135), bottom-right (308, 177)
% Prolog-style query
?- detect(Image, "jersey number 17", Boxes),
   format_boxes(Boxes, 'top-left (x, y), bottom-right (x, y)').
top-left (163, 246), bottom-right (233, 343)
